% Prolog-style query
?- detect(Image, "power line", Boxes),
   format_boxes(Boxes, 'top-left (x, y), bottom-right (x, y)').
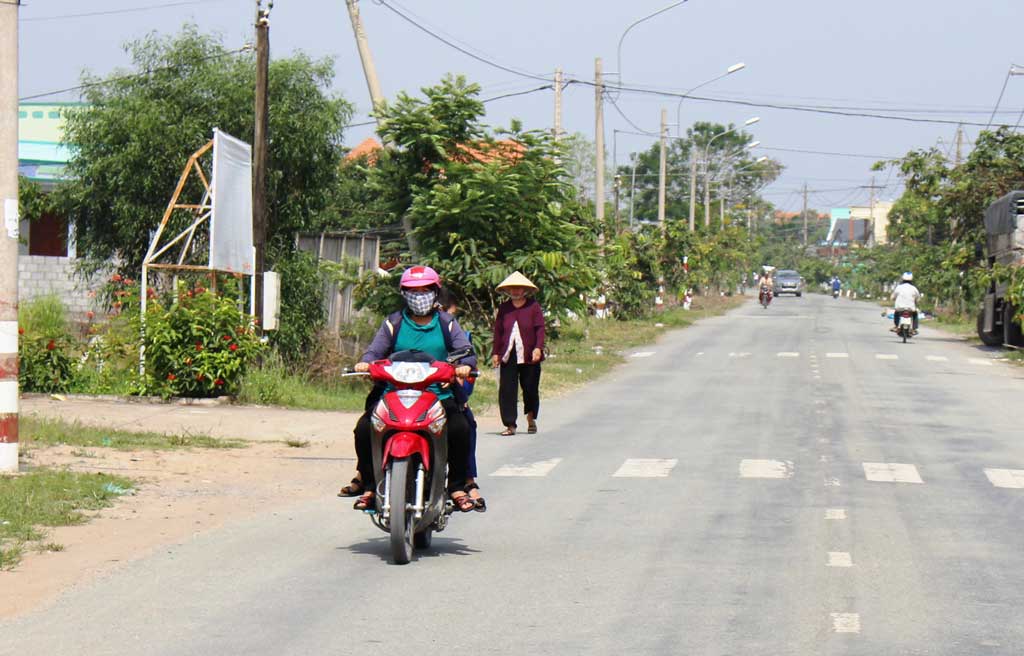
top-left (20, 0), bottom-right (222, 22)
top-left (344, 84), bottom-right (553, 130)
top-left (757, 146), bottom-right (899, 160)
top-left (371, 0), bottom-right (552, 83)
top-left (18, 44), bottom-right (252, 101)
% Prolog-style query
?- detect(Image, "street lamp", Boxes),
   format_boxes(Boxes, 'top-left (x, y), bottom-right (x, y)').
top-left (676, 62), bottom-right (746, 137)
top-left (616, 0), bottom-right (690, 85)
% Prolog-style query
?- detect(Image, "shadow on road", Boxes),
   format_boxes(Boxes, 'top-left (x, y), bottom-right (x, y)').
top-left (341, 536), bottom-right (482, 562)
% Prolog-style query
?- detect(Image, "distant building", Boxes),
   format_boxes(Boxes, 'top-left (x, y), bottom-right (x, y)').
top-left (826, 201), bottom-right (894, 247)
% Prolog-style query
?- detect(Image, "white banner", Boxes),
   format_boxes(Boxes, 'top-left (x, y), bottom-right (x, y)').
top-left (210, 129), bottom-right (253, 273)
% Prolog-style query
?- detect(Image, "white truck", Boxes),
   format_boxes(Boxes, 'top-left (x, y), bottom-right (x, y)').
top-left (977, 190), bottom-right (1024, 347)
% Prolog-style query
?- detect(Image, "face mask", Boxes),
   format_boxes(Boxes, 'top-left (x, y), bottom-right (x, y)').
top-left (402, 289), bottom-right (437, 316)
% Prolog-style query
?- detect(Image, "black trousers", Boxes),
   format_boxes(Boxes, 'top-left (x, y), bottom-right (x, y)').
top-left (499, 362), bottom-right (541, 428)
top-left (354, 396), bottom-right (469, 494)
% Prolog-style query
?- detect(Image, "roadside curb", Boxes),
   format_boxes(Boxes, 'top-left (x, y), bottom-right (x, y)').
top-left (20, 392), bottom-right (236, 407)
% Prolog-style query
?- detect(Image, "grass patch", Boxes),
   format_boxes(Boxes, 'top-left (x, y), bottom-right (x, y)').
top-left (930, 312), bottom-right (976, 337)
top-left (20, 416), bottom-right (247, 451)
top-left (238, 355), bottom-right (370, 412)
top-left (284, 439), bottom-right (310, 448)
top-left (0, 468), bottom-right (135, 569)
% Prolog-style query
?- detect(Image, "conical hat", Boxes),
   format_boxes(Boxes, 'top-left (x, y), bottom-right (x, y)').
top-left (496, 271), bottom-right (538, 293)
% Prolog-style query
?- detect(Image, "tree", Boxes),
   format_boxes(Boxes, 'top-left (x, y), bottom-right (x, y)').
top-left (356, 76), bottom-right (601, 334)
top-left (61, 25), bottom-right (354, 275)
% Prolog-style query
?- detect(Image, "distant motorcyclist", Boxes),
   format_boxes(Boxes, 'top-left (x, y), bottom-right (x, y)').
top-left (890, 272), bottom-right (922, 333)
top-left (831, 275), bottom-right (842, 297)
top-left (758, 271), bottom-right (773, 306)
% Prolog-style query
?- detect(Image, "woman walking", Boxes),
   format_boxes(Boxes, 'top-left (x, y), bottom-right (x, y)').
top-left (491, 272), bottom-right (545, 436)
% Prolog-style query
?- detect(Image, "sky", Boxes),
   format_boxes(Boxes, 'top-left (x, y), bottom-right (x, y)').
top-left (15, 0), bottom-right (1024, 214)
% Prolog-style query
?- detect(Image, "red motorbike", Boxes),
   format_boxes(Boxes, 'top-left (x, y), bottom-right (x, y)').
top-left (759, 285), bottom-right (773, 309)
top-left (364, 348), bottom-right (476, 564)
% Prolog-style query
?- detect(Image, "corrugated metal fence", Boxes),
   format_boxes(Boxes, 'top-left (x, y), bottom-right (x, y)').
top-left (296, 232), bottom-right (380, 331)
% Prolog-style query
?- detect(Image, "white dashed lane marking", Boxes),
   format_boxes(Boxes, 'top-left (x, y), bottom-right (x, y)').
top-left (984, 468), bottom-right (1024, 489)
top-left (875, 354), bottom-right (898, 360)
top-left (863, 462), bottom-right (923, 484)
top-left (926, 355), bottom-right (948, 362)
top-left (825, 508), bottom-right (847, 520)
top-left (728, 352), bottom-right (752, 359)
top-left (968, 358), bottom-right (994, 366)
top-left (831, 612), bottom-right (861, 634)
top-left (827, 552), bottom-right (853, 568)
top-left (777, 352), bottom-right (800, 358)
top-left (630, 351), bottom-right (655, 358)
top-left (491, 458), bottom-right (562, 478)
top-left (826, 352), bottom-right (849, 359)
top-left (613, 458), bottom-right (678, 478)
top-left (739, 459), bottom-right (794, 479)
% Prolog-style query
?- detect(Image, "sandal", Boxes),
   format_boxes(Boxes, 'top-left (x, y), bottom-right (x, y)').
top-left (450, 492), bottom-right (475, 513)
top-left (500, 427), bottom-right (516, 436)
top-left (527, 421), bottom-right (538, 434)
top-left (353, 491), bottom-right (375, 511)
top-left (464, 482), bottom-right (487, 513)
top-left (337, 477), bottom-right (364, 498)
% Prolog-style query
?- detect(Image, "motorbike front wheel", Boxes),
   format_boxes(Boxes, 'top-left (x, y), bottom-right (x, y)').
top-left (388, 458), bottom-right (415, 565)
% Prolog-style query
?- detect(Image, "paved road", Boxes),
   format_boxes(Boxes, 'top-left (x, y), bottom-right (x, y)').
top-left (5, 294), bottom-right (1024, 655)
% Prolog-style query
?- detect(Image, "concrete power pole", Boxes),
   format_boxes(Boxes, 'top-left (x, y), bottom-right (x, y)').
top-left (253, 2), bottom-right (270, 330)
top-left (345, 0), bottom-right (386, 124)
top-left (688, 153), bottom-right (696, 232)
top-left (658, 108), bottom-right (667, 233)
top-left (954, 124), bottom-right (964, 165)
top-left (802, 182), bottom-right (809, 246)
top-left (0, 0), bottom-right (19, 472)
top-left (594, 58), bottom-right (605, 233)
top-left (553, 68), bottom-right (563, 141)
top-left (703, 157), bottom-right (712, 228)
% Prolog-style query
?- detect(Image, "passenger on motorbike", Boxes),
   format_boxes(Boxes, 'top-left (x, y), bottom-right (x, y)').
top-left (831, 275), bottom-right (842, 296)
top-left (890, 272), bottom-right (922, 333)
top-left (758, 272), bottom-right (773, 304)
top-left (345, 266), bottom-right (477, 513)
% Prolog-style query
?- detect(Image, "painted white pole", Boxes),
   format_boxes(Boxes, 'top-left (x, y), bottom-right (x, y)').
top-left (0, 1), bottom-right (21, 472)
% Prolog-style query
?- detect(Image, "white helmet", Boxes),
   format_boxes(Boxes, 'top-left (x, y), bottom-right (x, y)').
top-left (901, 272), bottom-right (913, 282)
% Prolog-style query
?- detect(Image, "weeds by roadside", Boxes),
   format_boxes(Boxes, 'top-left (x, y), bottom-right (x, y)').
top-left (0, 469), bottom-right (135, 569)
top-left (20, 416), bottom-right (247, 451)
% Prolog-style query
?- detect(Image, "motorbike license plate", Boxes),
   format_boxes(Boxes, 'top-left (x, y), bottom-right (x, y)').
top-left (899, 318), bottom-right (912, 327)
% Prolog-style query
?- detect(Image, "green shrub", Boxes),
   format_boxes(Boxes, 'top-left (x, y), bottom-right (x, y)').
top-left (18, 296), bottom-right (76, 393)
top-left (141, 283), bottom-right (263, 397)
top-left (269, 249), bottom-right (327, 365)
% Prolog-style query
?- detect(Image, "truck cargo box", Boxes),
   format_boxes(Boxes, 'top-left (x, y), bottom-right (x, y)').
top-left (984, 190), bottom-right (1024, 266)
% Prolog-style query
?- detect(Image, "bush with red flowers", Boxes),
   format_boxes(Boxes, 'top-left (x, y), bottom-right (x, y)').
top-left (17, 295), bottom-right (76, 393)
top-left (141, 283), bottom-right (263, 397)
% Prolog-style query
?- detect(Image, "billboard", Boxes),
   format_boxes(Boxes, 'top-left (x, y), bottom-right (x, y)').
top-left (209, 129), bottom-right (253, 273)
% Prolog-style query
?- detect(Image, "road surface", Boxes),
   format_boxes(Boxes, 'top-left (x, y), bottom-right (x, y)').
top-left (4, 294), bottom-right (1024, 655)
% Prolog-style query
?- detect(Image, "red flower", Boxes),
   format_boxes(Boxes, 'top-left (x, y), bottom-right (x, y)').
top-left (222, 335), bottom-right (232, 341)
top-left (147, 287), bottom-right (157, 299)
top-left (214, 378), bottom-right (225, 386)
top-left (112, 301), bottom-right (122, 310)
top-left (124, 278), bottom-right (135, 286)
top-left (167, 373), bottom-right (177, 381)
top-left (17, 327), bottom-right (24, 335)
top-left (229, 343), bottom-right (238, 352)
top-left (86, 311), bottom-right (95, 320)
top-left (196, 373), bottom-right (204, 381)
top-left (195, 343), bottom-right (203, 351)
top-left (110, 273), bottom-right (122, 283)
top-left (46, 339), bottom-right (56, 351)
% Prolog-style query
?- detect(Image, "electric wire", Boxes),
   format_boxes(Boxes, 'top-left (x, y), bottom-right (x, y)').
top-left (20, 0), bottom-right (222, 22)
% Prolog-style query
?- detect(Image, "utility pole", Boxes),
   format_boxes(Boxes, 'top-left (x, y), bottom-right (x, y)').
top-left (802, 182), bottom-right (809, 246)
top-left (253, 1), bottom-right (270, 330)
top-left (688, 152), bottom-right (697, 232)
top-left (346, 0), bottom-right (386, 125)
top-left (0, 0), bottom-right (20, 472)
top-left (704, 157), bottom-right (712, 228)
top-left (594, 58), bottom-right (605, 235)
top-left (553, 68), bottom-right (563, 141)
top-left (867, 175), bottom-right (877, 247)
top-left (613, 175), bottom-right (622, 234)
top-left (954, 124), bottom-right (964, 166)
top-left (658, 108), bottom-right (667, 233)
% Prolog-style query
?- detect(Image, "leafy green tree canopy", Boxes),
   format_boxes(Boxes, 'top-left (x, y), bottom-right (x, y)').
top-left (62, 25), bottom-right (353, 274)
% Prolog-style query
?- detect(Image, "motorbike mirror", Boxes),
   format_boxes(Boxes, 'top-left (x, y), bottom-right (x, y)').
top-left (446, 345), bottom-right (474, 363)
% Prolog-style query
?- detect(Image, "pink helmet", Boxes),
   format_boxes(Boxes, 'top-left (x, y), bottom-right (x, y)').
top-left (399, 265), bottom-right (441, 289)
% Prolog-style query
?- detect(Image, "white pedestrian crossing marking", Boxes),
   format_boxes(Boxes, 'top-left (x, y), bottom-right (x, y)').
top-left (739, 459), bottom-right (794, 479)
top-left (984, 468), bottom-right (1024, 489)
top-left (613, 458), bottom-right (678, 478)
top-left (825, 508), bottom-right (847, 520)
top-left (491, 458), bottom-right (562, 478)
top-left (827, 552), bottom-right (853, 568)
top-left (630, 351), bottom-right (655, 358)
top-left (926, 355), bottom-right (948, 362)
top-left (728, 352), bottom-right (752, 358)
top-left (968, 357), bottom-right (994, 366)
top-left (863, 462), bottom-right (923, 484)
top-left (826, 352), bottom-right (849, 359)
top-left (777, 352), bottom-right (800, 358)
top-left (831, 612), bottom-right (861, 633)
top-left (875, 354), bottom-right (898, 360)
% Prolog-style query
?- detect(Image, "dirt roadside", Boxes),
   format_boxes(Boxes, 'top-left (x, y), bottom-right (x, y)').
top-left (2, 397), bottom-right (507, 618)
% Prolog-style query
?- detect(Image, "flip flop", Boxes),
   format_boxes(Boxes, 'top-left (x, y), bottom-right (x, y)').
top-left (500, 427), bottom-right (516, 436)
top-left (450, 492), bottom-right (476, 513)
top-left (527, 422), bottom-right (538, 434)
top-left (337, 477), bottom-right (364, 498)
top-left (353, 492), bottom-right (375, 511)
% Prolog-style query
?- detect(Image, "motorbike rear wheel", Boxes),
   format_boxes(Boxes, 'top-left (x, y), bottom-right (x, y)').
top-left (388, 458), bottom-right (415, 565)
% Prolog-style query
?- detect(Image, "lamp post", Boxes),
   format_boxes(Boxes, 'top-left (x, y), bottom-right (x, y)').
top-left (676, 62), bottom-right (745, 137)
top-left (616, 0), bottom-right (690, 85)
top-left (702, 117), bottom-right (760, 227)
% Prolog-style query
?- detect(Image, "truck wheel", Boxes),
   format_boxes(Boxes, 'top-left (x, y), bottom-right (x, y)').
top-left (1005, 304), bottom-right (1024, 347)
top-left (977, 311), bottom-right (1003, 347)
